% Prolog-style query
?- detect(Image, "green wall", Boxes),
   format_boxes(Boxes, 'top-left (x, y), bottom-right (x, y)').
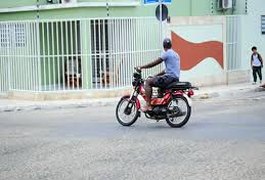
top-left (0, 0), bottom-right (247, 21)
top-left (0, 0), bottom-right (37, 8)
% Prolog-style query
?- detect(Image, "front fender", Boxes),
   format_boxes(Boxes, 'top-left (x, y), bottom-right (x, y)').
top-left (120, 95), bottom-right (141, 109)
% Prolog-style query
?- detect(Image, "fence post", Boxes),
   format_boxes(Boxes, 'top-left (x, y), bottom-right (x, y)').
top-left (36, 20), bottom-right (42, 92)
top-left (7, 23), bottom-right (11, 92)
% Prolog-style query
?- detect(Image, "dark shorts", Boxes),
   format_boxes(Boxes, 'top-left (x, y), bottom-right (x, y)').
top-left (151, 74), bottom-right (179, 88)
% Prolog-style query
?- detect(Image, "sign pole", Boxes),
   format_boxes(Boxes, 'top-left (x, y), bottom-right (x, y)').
top-left (106, 0), bottom-right (110, 17)
top-left (159, 0), bottom-right (163, 46)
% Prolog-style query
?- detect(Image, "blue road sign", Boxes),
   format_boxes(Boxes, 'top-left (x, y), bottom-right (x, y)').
top-left (144, 0), bottom-right (171, 4)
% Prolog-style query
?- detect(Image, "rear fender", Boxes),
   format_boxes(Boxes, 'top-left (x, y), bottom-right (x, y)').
top-left (172, 91), bottom-right (192, 107)
top-left (183, 93), bottom-right (192, 107)
top-left (120, 95), bottom-right (141, 109)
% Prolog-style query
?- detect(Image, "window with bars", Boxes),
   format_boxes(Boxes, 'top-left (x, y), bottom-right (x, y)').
top-left (0, 24), bottom-right (26, 47)
top-left (0, 24), bottom-right (11, 47)
top-left (15, 24), bottom-right (26, 47)
top-left (262, 15), bottom-right (265, 35)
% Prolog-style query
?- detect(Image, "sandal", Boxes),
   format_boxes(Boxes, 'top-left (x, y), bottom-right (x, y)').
top-left (141, 105), bottom-right (152, 112)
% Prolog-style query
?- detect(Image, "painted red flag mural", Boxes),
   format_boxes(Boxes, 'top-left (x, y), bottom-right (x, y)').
top-left (171, 31), bottom-right (224, 71)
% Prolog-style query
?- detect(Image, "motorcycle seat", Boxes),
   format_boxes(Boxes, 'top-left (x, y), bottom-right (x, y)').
top-left (164, 81), bottom-right (192, 90)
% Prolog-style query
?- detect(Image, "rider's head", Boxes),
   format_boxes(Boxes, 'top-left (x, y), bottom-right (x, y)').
top-left (163, 38), bottom-right (172, 50)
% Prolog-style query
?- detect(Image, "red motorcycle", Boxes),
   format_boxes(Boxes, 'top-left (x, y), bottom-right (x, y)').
top-left (115, 68), bottom-right (198, 128)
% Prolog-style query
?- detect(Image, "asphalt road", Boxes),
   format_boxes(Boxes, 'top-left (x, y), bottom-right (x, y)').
top-left (0, 90), bottom-right (265, 180)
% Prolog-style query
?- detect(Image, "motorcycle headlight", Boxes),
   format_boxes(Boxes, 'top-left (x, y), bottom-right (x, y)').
top-left (133, 72), bottom-right (141, 79)
top-left (132, 80), bottom-right (137, 86)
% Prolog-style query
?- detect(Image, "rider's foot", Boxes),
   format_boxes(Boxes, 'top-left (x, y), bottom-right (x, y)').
top-left (141, 105), bottom-right (152, 112)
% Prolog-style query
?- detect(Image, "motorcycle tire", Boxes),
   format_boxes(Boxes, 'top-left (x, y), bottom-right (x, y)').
top-left (116, 96), bottom-right (140, 126)
top-left (166, 95), bottom-right (191, 128)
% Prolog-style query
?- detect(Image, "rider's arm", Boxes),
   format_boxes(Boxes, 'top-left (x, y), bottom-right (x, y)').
top-left (140, 58), bottom-right (163, 69)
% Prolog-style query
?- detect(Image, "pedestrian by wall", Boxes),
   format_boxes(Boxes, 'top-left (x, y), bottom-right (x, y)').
top-left (251, 46), bottom-right (263, 84)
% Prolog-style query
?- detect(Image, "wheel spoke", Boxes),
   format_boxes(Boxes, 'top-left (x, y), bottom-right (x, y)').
top-left (116, 98), bottom-right (138, 126)
top-left (166, 96), bottom-right (190, 127)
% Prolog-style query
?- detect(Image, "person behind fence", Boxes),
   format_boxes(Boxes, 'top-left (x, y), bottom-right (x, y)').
top-left (251, 46), bottom-right (263, 84)
top-left (136, 38), bottom-right (180, 112)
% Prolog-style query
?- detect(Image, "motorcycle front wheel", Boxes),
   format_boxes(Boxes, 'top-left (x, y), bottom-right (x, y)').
top-left (166, 95), bottom-right (191, 128)
top-left (116, 96), bottom-right (140, 126)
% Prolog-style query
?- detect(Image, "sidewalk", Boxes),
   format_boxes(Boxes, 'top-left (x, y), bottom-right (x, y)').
top-left (0, 83), bottom-right (264, 113)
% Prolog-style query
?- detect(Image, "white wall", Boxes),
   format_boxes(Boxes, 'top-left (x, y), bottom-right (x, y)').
top-left (241, 0), bottom-right (265, 81)
top-left (168, 16), bottom-right (227, 86)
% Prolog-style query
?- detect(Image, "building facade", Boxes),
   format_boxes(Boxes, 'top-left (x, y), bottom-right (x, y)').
top-left (0, 0), bottom-right (247, 21)
top-left (0, 0), bottom-right (264, 99)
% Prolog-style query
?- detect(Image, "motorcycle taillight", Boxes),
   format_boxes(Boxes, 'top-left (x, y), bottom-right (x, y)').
top-left (187, 89), bottom-right (194, 97)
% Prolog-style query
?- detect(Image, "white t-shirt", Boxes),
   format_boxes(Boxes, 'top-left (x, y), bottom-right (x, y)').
top-left (252, 54), bottom-right (262, 67)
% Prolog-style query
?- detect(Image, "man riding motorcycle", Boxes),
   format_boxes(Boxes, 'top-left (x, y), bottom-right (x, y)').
top-left (136, 38), bottom-right (180, 112)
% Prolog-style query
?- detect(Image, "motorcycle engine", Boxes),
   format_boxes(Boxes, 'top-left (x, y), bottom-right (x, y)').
top-left (152, 106), bottom-right (167, 115)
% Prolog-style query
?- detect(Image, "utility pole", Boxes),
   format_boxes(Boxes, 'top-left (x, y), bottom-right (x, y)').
top-left (36, 0), bottom-right (41, 91)
top-left (36, 0), bottom-right (40, 20)
top-left (106, 0), bottom-right (110, 17)
top-left (159, 0), bottom-right (163, 45)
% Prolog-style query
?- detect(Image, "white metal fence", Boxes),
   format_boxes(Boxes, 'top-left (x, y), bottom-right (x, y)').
top-left (0, 22), bottom-right (40, 93)
top-left (0, 15), bottom-right (243, 94)
top-left (91, 18), bottom-right (162, 89)
top-left (226, 15), bottom-right (241, 70)
top-left (0, 17), bottom-right (162, 94)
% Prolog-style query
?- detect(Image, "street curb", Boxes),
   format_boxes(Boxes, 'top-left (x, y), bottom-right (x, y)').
top-left (0, 91), bottom-right (229, 113)
top-left (1, 85), bottom-right (264, 113)
top-left (0, 99), bottom-right (119, 113)
top-left (193, 86), bottom-right (258, 100)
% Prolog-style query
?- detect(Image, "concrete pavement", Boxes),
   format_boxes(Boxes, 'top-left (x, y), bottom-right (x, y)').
top-left (1, 94), bottom-right (265, 180)
top-left (0, 83), bottom-right (264, 113)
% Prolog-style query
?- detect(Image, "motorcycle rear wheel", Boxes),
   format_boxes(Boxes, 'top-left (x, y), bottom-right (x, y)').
top-left (116, 97), bottom-right (139, 126)
top-left (166, 95), bottom-right (191, 128)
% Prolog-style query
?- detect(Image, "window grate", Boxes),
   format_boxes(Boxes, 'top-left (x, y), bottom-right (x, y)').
top-left (0, 24), bottom-right (11, 47)
top-left (15, 24), bottom-right (26, 47)
top-left (0, 23), bottom-right (26, 48)
top-left (262, 15), bottom-right (265, 35)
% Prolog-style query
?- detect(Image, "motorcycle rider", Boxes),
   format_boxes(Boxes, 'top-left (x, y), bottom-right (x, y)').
top-left (136, 38), bottom-right (180, 112)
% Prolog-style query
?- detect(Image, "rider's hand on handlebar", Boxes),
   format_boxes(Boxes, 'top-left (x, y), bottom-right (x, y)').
top-left (135, 66), bottom-right (142, 72)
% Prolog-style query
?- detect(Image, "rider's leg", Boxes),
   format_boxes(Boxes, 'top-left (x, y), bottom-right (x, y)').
top-left (143, 78), bottom-right (153, 111)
